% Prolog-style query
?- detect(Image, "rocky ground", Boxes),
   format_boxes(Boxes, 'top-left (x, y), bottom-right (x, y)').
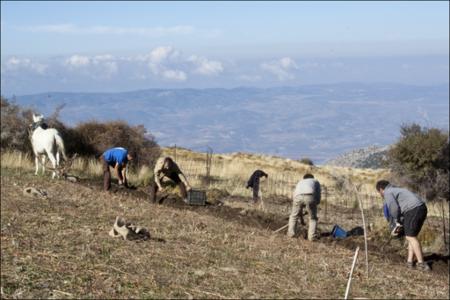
top-left (325, 145), bottom-right (390, 169)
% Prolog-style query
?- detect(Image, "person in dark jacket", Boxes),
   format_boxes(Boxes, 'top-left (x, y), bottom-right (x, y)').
top-left (376, 180), bottom-right (430, 271)
top-left (246, 170), bottom-right (268, 203)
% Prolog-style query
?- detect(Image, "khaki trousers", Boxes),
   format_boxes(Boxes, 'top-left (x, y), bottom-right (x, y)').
top-left (288, 194), bottom-right (318, 240)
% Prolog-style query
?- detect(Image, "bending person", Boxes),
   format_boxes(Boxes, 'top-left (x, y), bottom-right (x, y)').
top-left (101, 147), bottom-right (135, 191)
top-left (151, 156), bottom-right (191, 203)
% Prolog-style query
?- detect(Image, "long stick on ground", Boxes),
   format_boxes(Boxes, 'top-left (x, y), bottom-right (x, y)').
top-left (353, 185), bottom-right (369, 277)
top-left (344, 246), bottom-right (360, 300)
top-left (273, 224), bottom-right (288, 233)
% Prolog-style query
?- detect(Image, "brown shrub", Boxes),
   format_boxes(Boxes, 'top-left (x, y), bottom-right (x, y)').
top-left (1, 97), bottom-right (160, 169)
top-left (0, 97), bottom-right (34, 153)
top-left (72, 121), bottom-right (160, 169)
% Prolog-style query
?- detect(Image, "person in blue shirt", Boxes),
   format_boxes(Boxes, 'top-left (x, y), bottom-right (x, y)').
top-left (376, 180), bottom-right (430, 271)
top-left (101, 147), bottom-right (135, 191)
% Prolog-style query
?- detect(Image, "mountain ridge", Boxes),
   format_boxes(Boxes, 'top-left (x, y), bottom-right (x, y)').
top-left (12, 83), bottom-right (449, 163)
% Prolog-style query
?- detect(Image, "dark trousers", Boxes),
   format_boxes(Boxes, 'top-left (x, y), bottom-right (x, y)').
top-left (150, 173), bottom-right (187, 202)
top-left (404, 204), bottom-right (427, 237)
top-left (101, 156), bottom-right (111, 191)
top-left (252, 182), bottom-right (260, 202)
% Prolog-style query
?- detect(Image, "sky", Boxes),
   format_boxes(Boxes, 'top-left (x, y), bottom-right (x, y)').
top-left (1, 1), bottom-right (449, 95)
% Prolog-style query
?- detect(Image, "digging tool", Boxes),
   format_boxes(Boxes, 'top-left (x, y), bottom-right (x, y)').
top-left (273, 211), bottom-right (308, 234)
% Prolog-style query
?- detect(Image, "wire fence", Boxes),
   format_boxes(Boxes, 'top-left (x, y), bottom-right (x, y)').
top-left (167, 146), bottom-right (449, 221)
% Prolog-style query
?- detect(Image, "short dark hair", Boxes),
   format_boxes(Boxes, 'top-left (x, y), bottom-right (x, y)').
top-left (303, 173), bottom-right (314, 179)
top-left (128, 151), bottom-right (137, 159)
top-left (376, 180), bottom-right (390, 191)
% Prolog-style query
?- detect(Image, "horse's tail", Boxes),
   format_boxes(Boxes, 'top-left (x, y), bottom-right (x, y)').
top-left (55, 133), bottom-right (68, 161)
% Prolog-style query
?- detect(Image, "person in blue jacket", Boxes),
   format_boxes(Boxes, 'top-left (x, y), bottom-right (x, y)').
top-left (376, 180), bottom-right (430, 271)
top-left (101, 147), bottom-right (135, 191)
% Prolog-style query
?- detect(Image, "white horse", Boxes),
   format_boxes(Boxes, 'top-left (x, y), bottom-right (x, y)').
top-left (29, 114), bottom-right (67, 178)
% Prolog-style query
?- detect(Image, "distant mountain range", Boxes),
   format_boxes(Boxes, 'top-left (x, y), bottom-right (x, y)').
top-left (12, 82), bottom-right (449, 164)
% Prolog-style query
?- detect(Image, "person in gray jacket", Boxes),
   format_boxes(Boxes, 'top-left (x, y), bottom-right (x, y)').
top-left (288, 173), bottom-right (321, 241)
top-left (376, 180), bottom-right (430, 271)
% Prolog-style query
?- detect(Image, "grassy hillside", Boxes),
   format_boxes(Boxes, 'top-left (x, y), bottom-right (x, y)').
top-left (1, 150), bottom-right (449, 298)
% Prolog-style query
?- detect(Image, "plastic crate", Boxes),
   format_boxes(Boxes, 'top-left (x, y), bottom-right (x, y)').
top-left (187, 189), bottom-right (206, 206)
top-left (331, 224), bottom-right (347, 238)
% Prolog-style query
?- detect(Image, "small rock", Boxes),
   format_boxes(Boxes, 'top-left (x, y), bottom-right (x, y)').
top-left (194, 270), bottom-right (206, 277)
top-left (239, 209), bottom-right (248, 216)
top-left (23, 187), bottom-right (47, 198)
top-left (220, 267), bottom-right (238, 273)
top-left (65, 176), bottom-right (78, 183)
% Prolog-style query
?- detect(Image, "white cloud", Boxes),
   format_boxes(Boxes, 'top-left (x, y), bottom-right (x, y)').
top-left (65, 55), bottom-right (91, 67)
top-left (188, 55), bottom-right (224, 76)
top-left (279, 57), bottom-right (298, 69)
top-left (22, 24), bottom-right (79, 34)
top-left (100, 61), bottom-right (119, 78)
top-left (19, 24), bottom-right (194, 37)
top-left (3, 56), bottom-right (48, 74)
top-left (162, 69), bottom-right (187, 81)
top-left (140, 46), bottom-right (186, 81)
top-left (136, 47), bottom-right (224, 80)
top-left (149, 46), bottom-right (180, 64)
top-left (261, 57), bottom-right (298, 80)
top-left (64, 54), bottom-right (118, 79)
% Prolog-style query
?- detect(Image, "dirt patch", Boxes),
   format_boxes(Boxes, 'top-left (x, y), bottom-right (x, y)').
top-left (74, 178), bottom-right (288, 232)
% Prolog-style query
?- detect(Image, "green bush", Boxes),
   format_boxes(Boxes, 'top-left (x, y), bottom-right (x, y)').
top-left (387, 123), bottom-right (449, 201)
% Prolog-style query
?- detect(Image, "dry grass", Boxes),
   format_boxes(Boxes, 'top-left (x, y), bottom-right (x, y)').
top-left (2, 149), bottom-right (447, 220)
top-left (1, 167), bottom-right (449, 299)
top-left (161, 148), bottom-right (387, 197)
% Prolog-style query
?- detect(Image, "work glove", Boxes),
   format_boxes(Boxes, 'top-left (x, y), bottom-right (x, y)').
top-left (391, 222), bottom-right (404, 237)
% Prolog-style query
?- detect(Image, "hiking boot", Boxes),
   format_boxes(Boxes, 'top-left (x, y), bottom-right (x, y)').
top-left (406, 261), bottom-right (415, 269)
top-left (416, 262), bottom-right (431, 272)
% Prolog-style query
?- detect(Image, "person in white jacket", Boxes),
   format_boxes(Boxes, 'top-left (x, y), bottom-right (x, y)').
top-left (288, 173), bottom-right (321, 241)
